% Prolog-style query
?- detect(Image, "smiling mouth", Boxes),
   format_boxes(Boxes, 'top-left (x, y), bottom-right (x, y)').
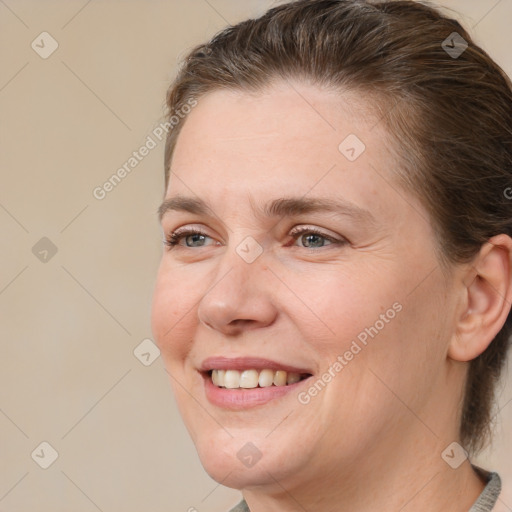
top-left (207, 369), bottom-right (312, 389)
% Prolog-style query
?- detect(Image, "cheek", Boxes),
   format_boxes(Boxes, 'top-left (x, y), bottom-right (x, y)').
top-left (291, 264), bottom-right (441, 397)
top-left (285, 263), bottom-right (402, 350)
top-left (150, 262), bottom-right (201, 363)
top-left (333, 275), bottom-right (451, 419)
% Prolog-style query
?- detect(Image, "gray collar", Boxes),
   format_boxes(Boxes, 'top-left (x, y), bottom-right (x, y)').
top-left (469, 465), bottom-right (502, 512)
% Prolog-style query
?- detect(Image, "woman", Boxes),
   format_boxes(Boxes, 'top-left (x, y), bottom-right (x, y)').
top-left (151, 1), bottom-right (512, 510)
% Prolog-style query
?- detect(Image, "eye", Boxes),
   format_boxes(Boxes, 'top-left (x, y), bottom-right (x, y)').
top-left (164, 227), bottom-right (217, 249)
top-left (163, 226), bottom-right (347, 250)
top-left (288, 226), bottom-right (346, 248)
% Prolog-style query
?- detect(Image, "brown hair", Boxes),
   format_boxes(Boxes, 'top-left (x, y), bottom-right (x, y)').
top-left (163, 0), bottom-right (512, 455)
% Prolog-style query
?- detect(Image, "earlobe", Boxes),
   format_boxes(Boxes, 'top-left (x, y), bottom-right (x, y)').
top-left (448, 234), bottom-right (512, 363)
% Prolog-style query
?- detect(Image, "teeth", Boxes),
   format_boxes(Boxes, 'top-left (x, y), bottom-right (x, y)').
top-left (210, 369), bottom-right (306, 389)
top-left (258, 369), bottom-right (274, 387)
top-left (211, 369), bottom-right (225, 386)
top-left (240, 369), bottom-right (259, 388)
top-left (286, 372), bottom-right (301, 385)
top-left (273, 370), bottom-right (287, 386)
top-left (224, 370), bottom-right (240, 389)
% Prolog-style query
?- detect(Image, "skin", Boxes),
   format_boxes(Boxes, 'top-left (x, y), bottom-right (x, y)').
top-left (151, 79), bottom-right (512, 512)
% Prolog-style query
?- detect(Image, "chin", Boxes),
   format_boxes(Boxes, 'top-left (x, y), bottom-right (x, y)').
top-left (192, 428), bottom-right (307, 490)
top-left (203, 461), bottom-right (272, 489)
top-left (193, 437), bottom-right (256, 486)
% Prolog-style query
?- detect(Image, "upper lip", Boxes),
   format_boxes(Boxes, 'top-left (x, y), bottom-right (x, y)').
top-left (199, 356), bottom-right (313, 375)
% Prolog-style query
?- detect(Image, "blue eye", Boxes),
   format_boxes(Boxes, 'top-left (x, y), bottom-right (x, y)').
top-left (164, 228), bottom-right (214, 248)
top-left (288, 227), bottom-right (344, 248)
top-left (164, 226), bottom-right (346, 250)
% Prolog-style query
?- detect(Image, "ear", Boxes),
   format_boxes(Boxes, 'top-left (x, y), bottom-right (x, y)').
top-left (448, 234), bottom-right (512, 362)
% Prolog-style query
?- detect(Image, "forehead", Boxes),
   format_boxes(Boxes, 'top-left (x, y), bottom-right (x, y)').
top-left (171, 81), bottom-right (383, 164)
top-left (166, 80), bottom-right (424, 228)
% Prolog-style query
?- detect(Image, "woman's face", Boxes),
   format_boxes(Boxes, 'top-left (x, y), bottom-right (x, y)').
top-left (151, 80), bottom-right (461, 490)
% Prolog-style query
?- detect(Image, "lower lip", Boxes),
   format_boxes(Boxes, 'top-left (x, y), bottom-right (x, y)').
top-left (202, 372), bottom-right (312, 410)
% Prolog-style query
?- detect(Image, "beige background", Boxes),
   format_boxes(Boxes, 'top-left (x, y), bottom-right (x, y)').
top-left (1, 0), bottom-right (511, 511)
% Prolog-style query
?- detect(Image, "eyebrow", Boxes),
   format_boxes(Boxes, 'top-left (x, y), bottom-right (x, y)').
top-left (158, 194), bottom-right (376, 225)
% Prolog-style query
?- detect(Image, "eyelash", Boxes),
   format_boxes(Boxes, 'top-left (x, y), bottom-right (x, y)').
top-left (164, 228), bottom-right (212, 248)
top-left (163, 226), bottom-right (346, 249)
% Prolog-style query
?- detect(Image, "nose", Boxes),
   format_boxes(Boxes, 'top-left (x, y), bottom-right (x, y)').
top-left (197, 249), bottom-right (278, 336)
